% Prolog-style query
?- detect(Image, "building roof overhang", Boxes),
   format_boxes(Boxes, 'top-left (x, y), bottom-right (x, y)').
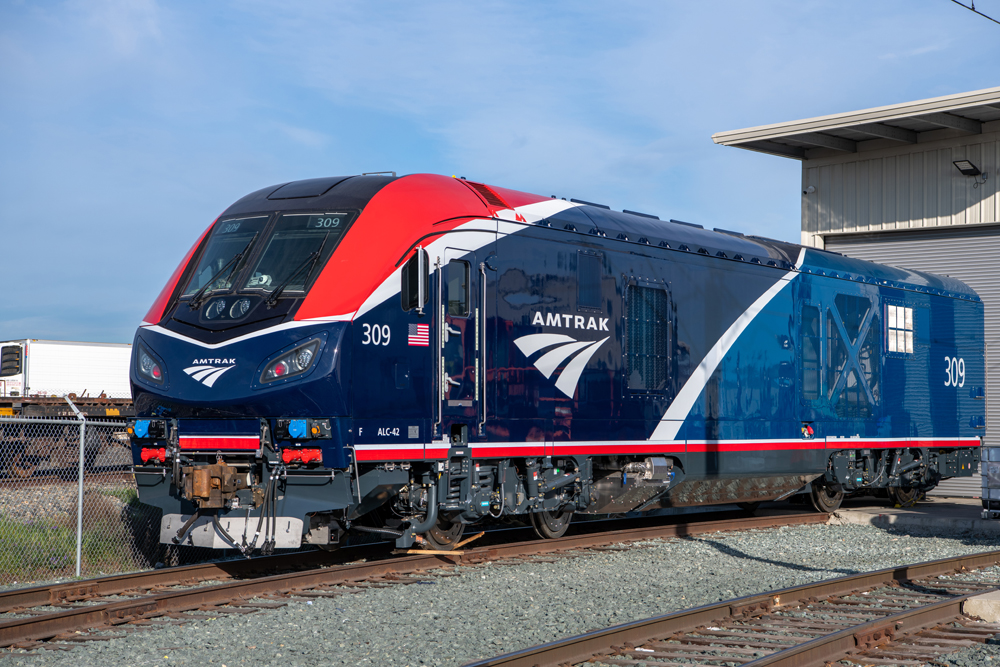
top-left (713, 86), bottom-right (1000, 160)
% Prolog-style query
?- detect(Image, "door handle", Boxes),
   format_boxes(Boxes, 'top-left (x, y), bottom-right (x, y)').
top-left (445, 375), bottom-right (461, 387)
top-left (445, 324), bottom-right (461, 342)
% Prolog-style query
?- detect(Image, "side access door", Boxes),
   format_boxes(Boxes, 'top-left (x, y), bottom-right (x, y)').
top-left (438, 247), bottom-right (488, 442)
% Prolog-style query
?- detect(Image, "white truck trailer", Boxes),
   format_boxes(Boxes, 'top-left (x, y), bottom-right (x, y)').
top-left (0, 340), bottom-right (133, 476)
top-left (0, 339), bottom-right (133, 417)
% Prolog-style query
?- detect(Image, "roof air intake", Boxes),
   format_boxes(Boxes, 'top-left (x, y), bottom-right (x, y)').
top-left (462, 181), bottom-right (510, 209)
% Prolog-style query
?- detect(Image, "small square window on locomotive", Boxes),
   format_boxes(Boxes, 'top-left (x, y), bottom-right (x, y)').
top-left (887, 305), bottom-right (913, 354)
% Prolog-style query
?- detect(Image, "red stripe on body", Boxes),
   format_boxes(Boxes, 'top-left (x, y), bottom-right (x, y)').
top-left (355, 447), bottom-right (424, 461)
top-left (548, 443), bottom-right (686, 456)
top-left (180, 436), bottom-right (258, 450)
top-left (142, 219), bottom-right (215, 325)
top-left (688, 441), bottom-right (823, 453)
top-left (470, 446), bottom-right (548, 458)
top-left (351, 436), bottom-right (976, 463)
top-left (825, 438), bottom-right (977, 450)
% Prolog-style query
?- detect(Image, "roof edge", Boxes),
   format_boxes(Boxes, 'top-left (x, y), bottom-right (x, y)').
top-left (713, 86), bottom-right (1000, 146)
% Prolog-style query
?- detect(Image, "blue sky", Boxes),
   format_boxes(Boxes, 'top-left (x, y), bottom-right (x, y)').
top-left (2, 0), bottom-right (999, 344)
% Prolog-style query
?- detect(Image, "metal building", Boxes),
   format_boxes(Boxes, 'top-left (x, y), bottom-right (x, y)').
top-left (714, 87), bottom-right (1000, 496)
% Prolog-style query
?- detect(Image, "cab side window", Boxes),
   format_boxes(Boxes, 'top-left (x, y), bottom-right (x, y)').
top-left (445, 260), bottom-right (470, 316)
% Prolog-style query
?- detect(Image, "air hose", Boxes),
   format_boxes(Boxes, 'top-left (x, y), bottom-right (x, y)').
top-left (211, 512), bottom-right (243, 552)
top-left (172, 509), bottom-right (202, 545)
top-left (352, 525), bottom-right (405, 538)
top-left (405, 482), bottom-right (439, 534)
top-left (266, 473), bottom-right (278, 554)
top-left (247, 475), bottom-right (273, 553)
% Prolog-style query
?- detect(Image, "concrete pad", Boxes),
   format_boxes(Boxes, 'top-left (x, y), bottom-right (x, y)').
top-left (964, 590), bottom-right (1000, 622)
top-left (829, 496), bottom-right (1000, 536)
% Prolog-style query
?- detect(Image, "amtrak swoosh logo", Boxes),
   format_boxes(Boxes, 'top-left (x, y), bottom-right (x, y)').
top-left (514, 333), bottom-right (609, 398)
top-left (183, 365), bottom-right (235, 388)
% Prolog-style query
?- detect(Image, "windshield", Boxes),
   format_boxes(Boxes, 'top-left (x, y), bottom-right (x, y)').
top-left (243, 212), bottom-right (354, 293)
top-left (182, 216), bottom-right (269, 297)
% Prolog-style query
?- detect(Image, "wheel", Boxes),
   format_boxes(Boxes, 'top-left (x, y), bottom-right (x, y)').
top-left (421, 517), bottom-right (465, 551)
top-left (810, 482), bottom-right (844, 513)
top-left (737, 501), bottom-right (761, 514)
top-left (530, 507), bottom-right (573, 539)
top-left (888, 486), bottom-right (920, 507)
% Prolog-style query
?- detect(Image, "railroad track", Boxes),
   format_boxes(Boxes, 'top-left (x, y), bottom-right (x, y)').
top-left (465, 549), bottom-right (1000, 667)
top-left (0, 512), bottom-right (825, 652)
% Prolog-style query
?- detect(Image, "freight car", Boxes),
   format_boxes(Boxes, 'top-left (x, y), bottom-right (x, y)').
top-left (129, 174), bottom-right (984, 553)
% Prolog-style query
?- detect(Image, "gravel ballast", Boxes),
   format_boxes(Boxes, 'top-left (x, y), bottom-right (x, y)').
top-left (5, 522), bottom-right (1000, 667)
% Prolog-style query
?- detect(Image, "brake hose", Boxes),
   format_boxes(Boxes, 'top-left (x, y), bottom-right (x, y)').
top-left (248, 475), bottom-right (273, 552)
top-left (172, 509), bottom-right (202, 545)
top-left (267, 474), bottom-right (278, 554)
top-left (211, 512), bottom-right (243, 553)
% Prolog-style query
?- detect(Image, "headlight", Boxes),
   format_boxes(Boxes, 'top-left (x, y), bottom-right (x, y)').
top-left (260, 339), bottom-right (321, 384)
top-left (230, 298), bottom-right (251, 319)
top-left (136, 343), bottom-right (166, 385)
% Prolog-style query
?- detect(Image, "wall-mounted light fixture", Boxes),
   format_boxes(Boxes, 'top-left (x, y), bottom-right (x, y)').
top-left (954, 160), bottom-right (989, 188)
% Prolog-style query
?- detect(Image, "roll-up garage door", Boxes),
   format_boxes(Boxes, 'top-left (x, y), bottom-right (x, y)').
top-left (826, 226), bottom-right (1000, 498)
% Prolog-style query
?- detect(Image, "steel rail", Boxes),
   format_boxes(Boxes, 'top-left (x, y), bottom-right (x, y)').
top-left (0, 549), bottom-right (339, 614)
top-left (747, 592), bottom-right (981, 667)
top-left (463, 548), bottom-right (1000, 667)
top-left (0, 512), bottom-right (827, 648)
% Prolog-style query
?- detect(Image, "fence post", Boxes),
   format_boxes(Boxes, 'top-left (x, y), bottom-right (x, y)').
top-left (64, 397), bottom-right (86, 578)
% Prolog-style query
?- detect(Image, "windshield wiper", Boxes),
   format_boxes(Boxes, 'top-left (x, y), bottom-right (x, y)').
top-left (188, 232), bottom-right (259, 310)
top-left (265, 232), bottom-right (330, 308)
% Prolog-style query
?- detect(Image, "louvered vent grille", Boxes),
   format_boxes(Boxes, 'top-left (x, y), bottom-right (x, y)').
top-left (463, 181), bottom-right (509, 209)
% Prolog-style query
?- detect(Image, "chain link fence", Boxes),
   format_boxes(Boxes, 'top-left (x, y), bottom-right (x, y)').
top-left (0, 415), bottom-right (163, 585)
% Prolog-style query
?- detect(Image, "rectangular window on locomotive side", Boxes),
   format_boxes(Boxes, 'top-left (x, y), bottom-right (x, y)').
top-left (800, 304), bottom-right (822, 402)
top-left (578, 251), bottom-right (603, 310)
top-left (401, 248), bottom-right (430, 312)
top-left (181, 215), bottom-right (270, 296)
top-left (624, 283), bottom-right (670, 394)
top-left (886, 304), bottom-right (914, 355)
top-left (445, 260), bottom-right (470, 317)
top-left (242, 212), bottom-right (355, 294)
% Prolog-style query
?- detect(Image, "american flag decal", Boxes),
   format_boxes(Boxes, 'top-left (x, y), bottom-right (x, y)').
top-left (408, 323), bottom-right (430, 346)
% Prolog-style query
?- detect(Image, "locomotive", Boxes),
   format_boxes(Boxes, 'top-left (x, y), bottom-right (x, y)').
top-left (129, 173), bottom-right (984, 553)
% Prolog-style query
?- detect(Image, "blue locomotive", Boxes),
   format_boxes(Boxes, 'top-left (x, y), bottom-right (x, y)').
top-left (129, 173), bottom-right (984, 552)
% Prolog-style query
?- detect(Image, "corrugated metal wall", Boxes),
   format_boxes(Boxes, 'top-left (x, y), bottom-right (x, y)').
top-left (826, 226), bottom-right (998, 497)
top-left (803, 135), bottom-right (1000, 238)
